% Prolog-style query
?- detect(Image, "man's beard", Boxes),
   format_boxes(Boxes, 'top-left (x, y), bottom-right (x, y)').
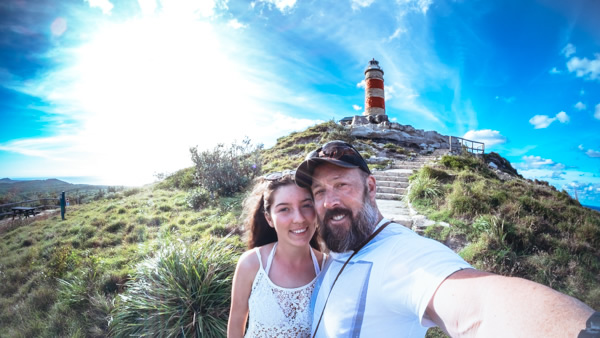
top-left (317, 189), bottom-right (379, 253)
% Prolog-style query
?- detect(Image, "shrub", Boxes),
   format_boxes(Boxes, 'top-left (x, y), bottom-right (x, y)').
top-left (190, 138), bottom-right (262, 197)
top-left (320, 120), bottom-right (355, 144)
top-left (186, 187), bottom-right (211, 210)
top-left (156, 167), bottom-right (196, 190)
top-left (110, 239), bottom-right (237, 338)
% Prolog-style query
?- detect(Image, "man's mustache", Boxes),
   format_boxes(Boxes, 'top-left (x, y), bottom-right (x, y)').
top-left (322, 207), bottom-right (352, 224)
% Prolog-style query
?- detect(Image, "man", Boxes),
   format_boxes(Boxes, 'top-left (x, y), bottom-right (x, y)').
top-left (295, 140), bottom-right (597, 337)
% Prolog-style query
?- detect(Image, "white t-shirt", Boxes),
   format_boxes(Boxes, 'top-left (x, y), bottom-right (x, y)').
top-left (311, 218), bottom-right (472, 337)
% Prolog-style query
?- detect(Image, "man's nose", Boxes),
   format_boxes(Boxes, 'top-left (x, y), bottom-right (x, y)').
top-left (323, 190), bottom-right (340, 209)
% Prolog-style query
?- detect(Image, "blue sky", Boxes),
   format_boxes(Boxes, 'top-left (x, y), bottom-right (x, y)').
top-left (0, 0), bottom-right (599, 206)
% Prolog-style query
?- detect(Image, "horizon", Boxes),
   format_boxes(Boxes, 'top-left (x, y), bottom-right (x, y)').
top-left (0, 0), bottom-right (599, 205)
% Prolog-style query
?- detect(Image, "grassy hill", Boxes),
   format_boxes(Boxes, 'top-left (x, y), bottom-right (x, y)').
top-left (0, 121), bottom-right (598, 337)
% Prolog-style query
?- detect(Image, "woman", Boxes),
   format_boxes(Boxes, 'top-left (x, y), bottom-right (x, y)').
top-left (228, 170), bottom-right (326, 338)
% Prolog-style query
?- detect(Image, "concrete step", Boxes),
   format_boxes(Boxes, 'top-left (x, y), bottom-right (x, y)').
top-left (377, 181), bottom-right (409, 188)
top-left (390, 164), bottom-right (423, 170)
top-left (377, 186), bottom-right (407, 194)
top-left (373, 172), bottom-right (410, 180)
top-left (376, 192), bottom-right (404, 200)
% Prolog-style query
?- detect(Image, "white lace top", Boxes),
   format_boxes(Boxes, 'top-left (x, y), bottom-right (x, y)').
top-left (245, 243), bottom-right (322, 338)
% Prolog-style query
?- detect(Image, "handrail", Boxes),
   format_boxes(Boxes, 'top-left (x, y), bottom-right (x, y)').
top-left (0, 198), bottom-right (59, 209)
top-left (449, 136), bottom-right (485, 155)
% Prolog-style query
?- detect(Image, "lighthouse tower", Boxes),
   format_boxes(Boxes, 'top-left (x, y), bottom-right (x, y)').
top-left (363, 58), bottom-right (386, 117)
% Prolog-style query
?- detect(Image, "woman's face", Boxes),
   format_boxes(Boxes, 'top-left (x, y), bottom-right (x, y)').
top-left (266, 184), bottom-right (316, 247)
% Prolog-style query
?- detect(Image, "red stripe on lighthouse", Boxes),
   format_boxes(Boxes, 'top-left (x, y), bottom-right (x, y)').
top-left (366, 78), bottom-right (384, 90)
top-left (366, 97), bottom-right (385, 109)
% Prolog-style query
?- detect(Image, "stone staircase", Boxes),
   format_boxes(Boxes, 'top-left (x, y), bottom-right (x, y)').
top-left (373, 155), bottom-right (439, 229)
top-left (374, 155), bottom-right (438, 201)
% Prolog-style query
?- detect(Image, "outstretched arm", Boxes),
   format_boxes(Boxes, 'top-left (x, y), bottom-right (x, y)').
top-left (427, 269), bottom-right (595, 337)
top-left (227, 250), bottom-right (259, 338)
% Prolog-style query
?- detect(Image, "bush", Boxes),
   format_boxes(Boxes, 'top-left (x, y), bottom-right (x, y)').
top-left (110, 239), bottom-right (237, 338)
top-left (190, 138), bottom-right (262, 197)
top-left (186, 188), bottom-right (211, 210)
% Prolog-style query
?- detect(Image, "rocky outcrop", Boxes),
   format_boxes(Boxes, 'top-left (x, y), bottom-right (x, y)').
top-left (347, 118), bottom-right (456, 154)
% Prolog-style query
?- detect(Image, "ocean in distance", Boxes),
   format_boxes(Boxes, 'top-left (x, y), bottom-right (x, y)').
top-left (585, 205), bottom-right (600, 212)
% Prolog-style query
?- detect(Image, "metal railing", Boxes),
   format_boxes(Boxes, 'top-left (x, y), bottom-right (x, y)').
top-left (449, 136), bottom-right (485, 155)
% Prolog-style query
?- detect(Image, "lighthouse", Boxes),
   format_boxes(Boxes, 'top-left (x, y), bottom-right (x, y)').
top-left (364, 58), bottom-right (385, 117)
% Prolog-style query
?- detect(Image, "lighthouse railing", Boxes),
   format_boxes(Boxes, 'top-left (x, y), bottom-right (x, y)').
top-left (449, 136), bottom-right (485, 156)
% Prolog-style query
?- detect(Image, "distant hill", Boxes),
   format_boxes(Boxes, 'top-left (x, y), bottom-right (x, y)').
top-left (0, 178), bottom-right (108, 203)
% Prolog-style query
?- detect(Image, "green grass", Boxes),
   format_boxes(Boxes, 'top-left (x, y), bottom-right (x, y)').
top-left (409, 154), bottom-right (600, 311)
top-left (0, 184), bottom-right (246, 337)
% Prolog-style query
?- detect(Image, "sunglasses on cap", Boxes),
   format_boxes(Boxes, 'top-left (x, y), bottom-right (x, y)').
top-left (263, 170), bottom-right (296, 181)
top-left (295, 140), bottom-right (371, 188)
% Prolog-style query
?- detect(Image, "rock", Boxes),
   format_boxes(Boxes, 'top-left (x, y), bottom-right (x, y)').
top-left (352, 115), bottom-right (369, 125)
top-left (367, 156), bottom-right (391, 164)
top-left (390, 122), bottom-right (402, 130)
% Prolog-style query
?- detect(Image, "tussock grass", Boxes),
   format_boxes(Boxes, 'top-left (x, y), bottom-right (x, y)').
top-left (109, 239), bottom-right (237, 337)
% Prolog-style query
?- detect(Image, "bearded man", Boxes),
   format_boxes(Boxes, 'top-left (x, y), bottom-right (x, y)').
top-left (295, 140), bottom-right (596, 338)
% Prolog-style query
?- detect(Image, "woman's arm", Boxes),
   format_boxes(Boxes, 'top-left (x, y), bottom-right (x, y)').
top-left (227, 250), bottom-right (259, 338)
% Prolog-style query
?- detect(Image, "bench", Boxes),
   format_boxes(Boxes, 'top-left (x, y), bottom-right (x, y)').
top-left (12, 207), bottom-right (36, 220)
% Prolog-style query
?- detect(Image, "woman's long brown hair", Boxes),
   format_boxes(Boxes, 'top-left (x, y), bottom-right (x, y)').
top-left (242, 173), bottom-right (320, 250)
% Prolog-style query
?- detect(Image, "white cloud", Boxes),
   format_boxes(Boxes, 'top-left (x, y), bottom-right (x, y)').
top-left (579, 144), bottom-right (584, 150)
top-left (353, 104), bottom-right (362, 111)
top-left (159, 0), bottom-right (226, 18)
top-left (529, 115), bottom-right (556, 129)
top-left (396, 0), bottom-right (433, 14)
top-left (566, 54), bottom-right (600, 81)
top-left (529, 111), bottom-right (570, 128)
top-left (562, 43), bottom-right (576, 57)
top-left (574, 101), bottom-right (586, 110)
top-left (549, 67), bottom-right (561, 74)
top-left (85, 0), bottom-right (114, 14)
top-left (227, 19), bottom-right (247, 29)
top-left (595, 103), bottom-right (600, 120)
top-left (556, 111), bottom-right (569, 123)
top-left (587, 149), bottom-right (600, 158)
top-left (137, 0), bottom-right (157, 15)
top-left (356, 80), bottom-right (366, 88)
top-left (462, 129), bottom-right (507, 147)
top-left (259, 0), bottom-right (297, 12)
top-left (387, 27), bottom-right (407, 41)
top-left (351, 0), bottom-right (375, 10)
top-left (521, 155), bottom-right (556, 169)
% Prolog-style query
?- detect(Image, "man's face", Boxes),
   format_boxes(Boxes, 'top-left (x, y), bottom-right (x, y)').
top-left (311, 163), bottom-right (379, 252)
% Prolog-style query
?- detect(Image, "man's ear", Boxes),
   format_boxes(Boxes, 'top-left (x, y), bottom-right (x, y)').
top-left (264, 211), bottom-right (275, 228)
top-left (367, 175), bottom-right (377, 201)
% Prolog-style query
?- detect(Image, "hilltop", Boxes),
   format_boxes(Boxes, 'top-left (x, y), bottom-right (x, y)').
top-left (0, 120), bottom-right (598, 337)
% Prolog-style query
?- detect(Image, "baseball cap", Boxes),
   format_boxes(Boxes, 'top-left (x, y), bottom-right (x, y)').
top-left (295, 140), bottom-right (371, 188)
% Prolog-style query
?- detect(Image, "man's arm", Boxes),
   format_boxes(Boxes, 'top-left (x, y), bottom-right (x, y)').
top-left (427, 268), bottom-right (595, 337)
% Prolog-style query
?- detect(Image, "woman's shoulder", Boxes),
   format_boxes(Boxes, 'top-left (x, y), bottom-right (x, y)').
top-left (237, 243), bottom-right (276, 273)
